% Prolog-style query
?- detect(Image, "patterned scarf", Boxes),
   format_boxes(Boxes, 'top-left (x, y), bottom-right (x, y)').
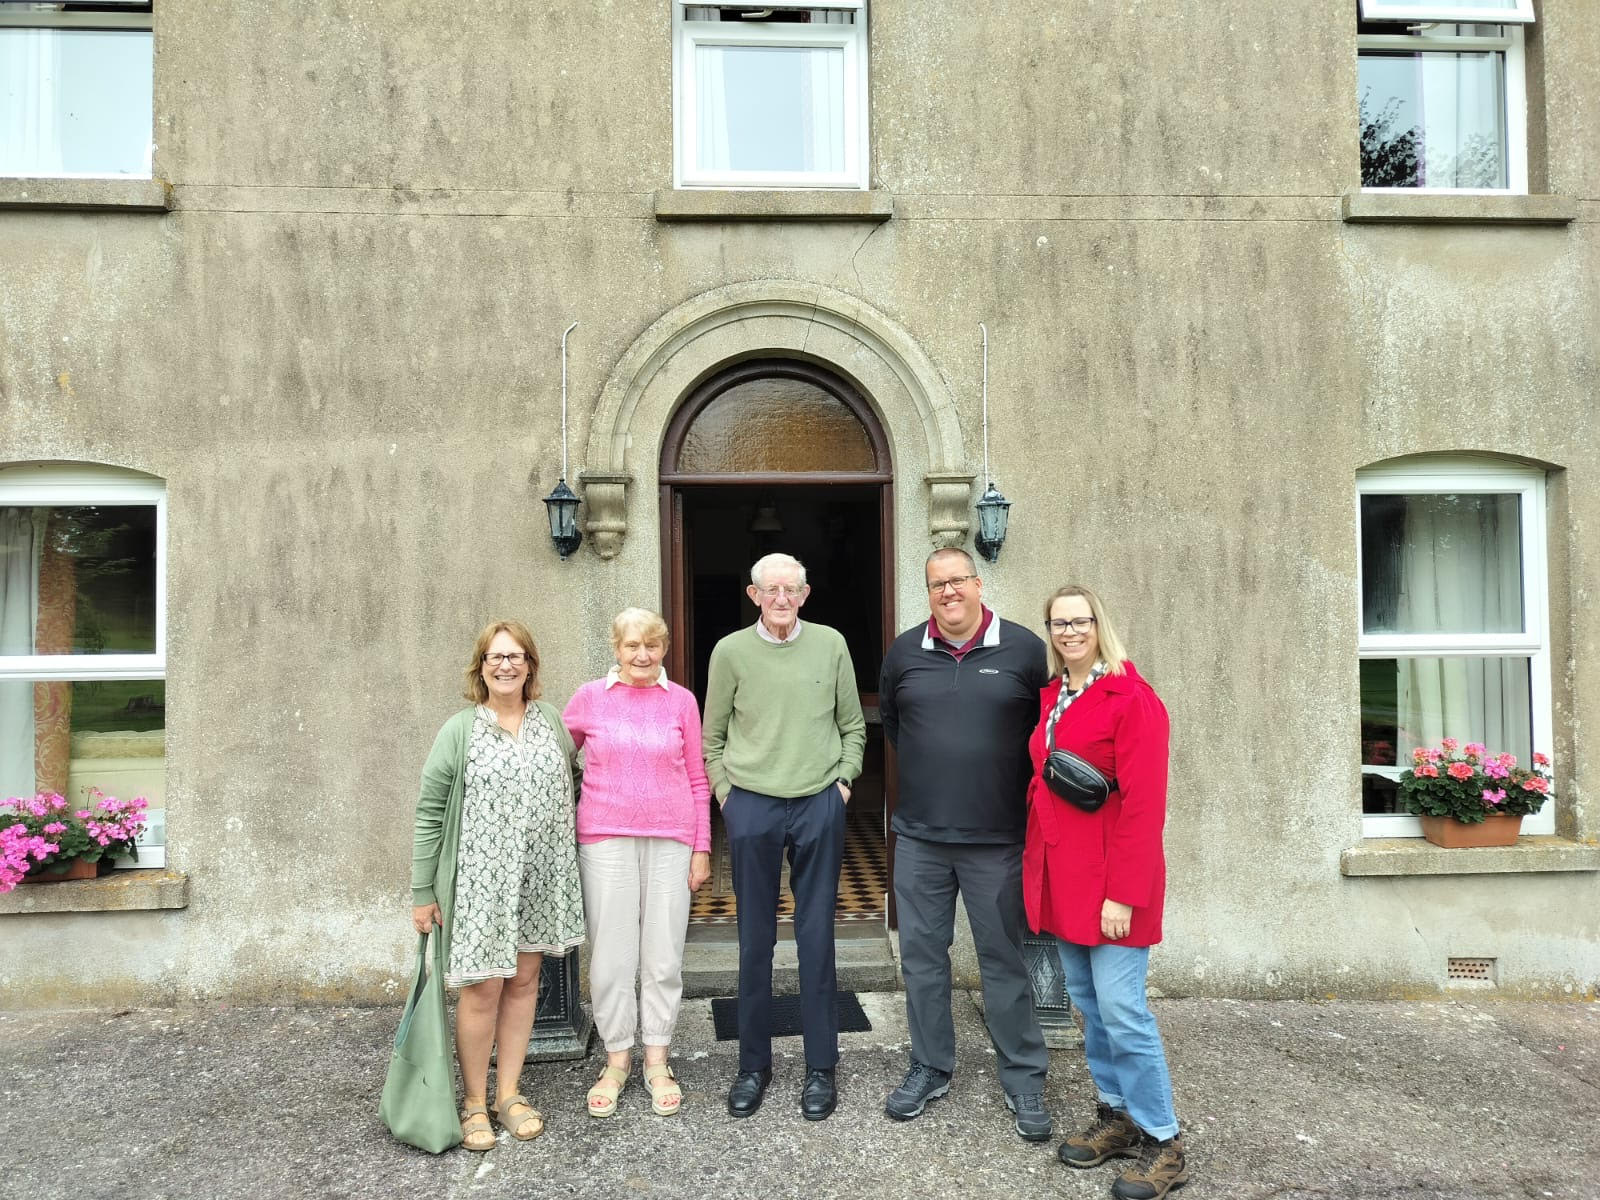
top-left (1044, 661), bottom-right (1109, 751)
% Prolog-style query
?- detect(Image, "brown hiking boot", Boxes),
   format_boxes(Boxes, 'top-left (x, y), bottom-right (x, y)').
top-left (1111, 1132), bottom-right (1190, 1199)
top-left (1056, 1102), bottom-right (1141, 1169)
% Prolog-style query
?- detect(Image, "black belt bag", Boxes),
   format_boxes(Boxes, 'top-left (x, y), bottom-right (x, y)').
top-left (1043, 749), bottom-right (1114, 813)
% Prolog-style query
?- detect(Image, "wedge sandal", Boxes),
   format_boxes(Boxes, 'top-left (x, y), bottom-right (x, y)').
top-left (493, 1093), bottom-right (544, 1141)
top-left (643, 1062), bottom-right (683, 1116)
top-left (459, 1103), bottom-right (496, 1152)
top-left (586, 1064), bottom-right (629, 1118)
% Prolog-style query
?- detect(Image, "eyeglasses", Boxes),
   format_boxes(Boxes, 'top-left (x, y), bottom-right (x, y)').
top-left (483, 652), bottom-right (529, 667)
top-left (756, 585), bottom-right (805, 599)
top-left (1045, 617), bottom-right (1097, 635)
top-left (926, 574), bottom-right (978, 594)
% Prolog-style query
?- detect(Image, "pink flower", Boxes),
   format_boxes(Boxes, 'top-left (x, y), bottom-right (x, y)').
top-left (1485, 761), bottom-right (1510, 780)
top-left (1441, 737), bottom-right (1460, 752)
top-left (1464, 743), bottom-right (1486, 760)
top-left (1426, 749), bottom-right (1445, 763)
top-left (1483, 788), bottom-right (1507, 806)
top-left (74, 810), bottom-right (91, 820)
top-left (47, 794), bottom-right (67, 811)
top-left (1411, 747), bottom-right (1431, 764)
top-left (1533, 752), bottom-right (1550, 767)
top-left (1415, 764), bottom-right (1440, 778)
top-left (1447, 762), bottom-right (1474, 781)
top-left (1522, 777), bottom-right (1550, 795)
top-left (1496, 753), bottom-right (1517, 769)
top-left (42, 821), bottom-right (67, 834)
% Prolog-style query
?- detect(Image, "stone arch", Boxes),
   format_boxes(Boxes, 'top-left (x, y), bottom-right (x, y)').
top-left (578, 280), bottom-right (973, 559)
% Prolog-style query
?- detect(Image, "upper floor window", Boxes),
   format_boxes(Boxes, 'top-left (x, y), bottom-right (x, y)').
top-left (0, 464), bottom-right (165, 838)
top-left (0, 1), bottom-right (153, 178)
top-left (1357, 1), bottom-right (1534, 193)
top-left (673, 3), bottom-right (869, 190)
top-left (1357, 457), bottom-right (1553, 838)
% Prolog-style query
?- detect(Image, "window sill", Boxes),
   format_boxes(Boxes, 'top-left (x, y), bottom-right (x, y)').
top-left (1340, 836), bottom-right (1600, 878)
top-left (1340, 191), bottom-right (1577, 226)
top-left (0, 869), bottom-right (189, 914)
top-left (654, 188), bottom-right (893, 223)
top-left (0, 178), bottom-right (172, 212)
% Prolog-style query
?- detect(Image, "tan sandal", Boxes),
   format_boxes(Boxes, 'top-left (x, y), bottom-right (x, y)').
top-left (459, 1103), bottom-right (495, 1152)
top-left (493, 1093), bottom-right (544, 1141)
top-left (587, 1064), bottom-right (629, 1118)
top-left (644, 1062), bottom-right (683, 1116)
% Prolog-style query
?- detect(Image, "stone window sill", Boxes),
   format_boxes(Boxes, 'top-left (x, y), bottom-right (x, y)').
top-left (1340, 191), bottom-right (1577, 226)
top-left (0, 178), bottom-right (172, 212)
top-left (654, 188), bottom-right (893, 222)
top-left (1340, 836), bottom-right (1600, 878)
top-left (0, 870), bottom-right (189, 914)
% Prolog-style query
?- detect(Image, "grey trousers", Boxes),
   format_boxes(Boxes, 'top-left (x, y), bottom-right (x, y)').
top-left (893, 834), bottom-right (1048, 1095)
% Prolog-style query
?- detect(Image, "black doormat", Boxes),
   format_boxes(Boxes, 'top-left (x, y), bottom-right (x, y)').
top-left (710, 992), bottom-right (872, 1041)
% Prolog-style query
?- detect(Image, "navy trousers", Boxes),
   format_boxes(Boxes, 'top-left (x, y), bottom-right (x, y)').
top-left (722, 782), bottom-right (846, 1073)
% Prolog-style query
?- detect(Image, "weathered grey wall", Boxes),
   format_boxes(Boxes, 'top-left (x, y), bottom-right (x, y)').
top-left (2, 1), bottom-right (1596, 1006)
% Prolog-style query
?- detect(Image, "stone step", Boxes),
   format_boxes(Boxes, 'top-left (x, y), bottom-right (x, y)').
top-left (681, 926), bottom-right (901, 999)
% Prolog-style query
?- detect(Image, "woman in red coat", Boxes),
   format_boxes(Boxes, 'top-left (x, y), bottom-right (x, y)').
top-left (1025, 585), bottom-right (1189, 1200)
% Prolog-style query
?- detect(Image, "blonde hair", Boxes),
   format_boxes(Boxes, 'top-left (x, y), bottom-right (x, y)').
top-left (462, 619), bottom-right (542, 704)
top-left (610, 606), bottom-right (670, 651)
top-left (1043, 585), bottom-right (1128, 679)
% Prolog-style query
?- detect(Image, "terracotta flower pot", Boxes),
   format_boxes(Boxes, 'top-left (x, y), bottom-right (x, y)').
top-left (20, 857), bottom-right (98, 884)
top-left (1419, 813), bottom-right (1523, 848)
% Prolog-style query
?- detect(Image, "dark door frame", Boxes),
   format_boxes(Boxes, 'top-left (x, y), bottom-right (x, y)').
top-left (657, 357), bottom-right (900, 926)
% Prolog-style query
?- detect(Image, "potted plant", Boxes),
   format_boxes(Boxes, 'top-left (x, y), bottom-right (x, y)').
top-left (1397, 739), bottom-right (1552, 848)
top-left (0, 789), bottom-right (150, 892)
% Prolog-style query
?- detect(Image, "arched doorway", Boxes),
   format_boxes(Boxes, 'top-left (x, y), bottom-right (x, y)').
top-left (659, 358), bottom-right (896, 937)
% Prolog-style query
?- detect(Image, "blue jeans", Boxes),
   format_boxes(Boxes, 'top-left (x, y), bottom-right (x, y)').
top-left (1055, 939), bottom-right (1179, 1139)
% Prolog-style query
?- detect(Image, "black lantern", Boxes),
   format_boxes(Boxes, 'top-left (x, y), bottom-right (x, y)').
top-left (543, 478), bottom-right (582, 559)
top-left (974, 482), bottom-right (1011, 563)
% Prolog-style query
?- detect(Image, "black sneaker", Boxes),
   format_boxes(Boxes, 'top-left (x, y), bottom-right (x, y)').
top-left (884, 1061), bottom-right (951, 1120)
top-left (1004, 1091), bottom-right (1053, 1142)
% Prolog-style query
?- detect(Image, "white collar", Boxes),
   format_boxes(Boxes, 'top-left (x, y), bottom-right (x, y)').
top-left (604, 664), bottom-right (671, 690)
top-left (754, 617), bottom-right (804, 644)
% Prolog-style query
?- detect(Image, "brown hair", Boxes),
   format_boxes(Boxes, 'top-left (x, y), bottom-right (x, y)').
top-left (462, 619), bottom-right (542, 704)
top-left (1043, 585), bottom-right (1128, 679)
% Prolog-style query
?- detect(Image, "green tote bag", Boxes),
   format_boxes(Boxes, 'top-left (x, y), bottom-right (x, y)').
top-left (379, 931), bottom-right (463, 1152)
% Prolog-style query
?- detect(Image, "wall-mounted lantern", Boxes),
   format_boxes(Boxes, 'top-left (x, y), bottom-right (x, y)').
top-left (973, 323), bottom-right (1010, 563)
top-left (543, 321), bottom-right (582, 560)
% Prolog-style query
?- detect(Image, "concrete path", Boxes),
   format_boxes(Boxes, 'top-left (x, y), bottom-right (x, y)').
top-left (3, 993), bottom-right (1596, 1200)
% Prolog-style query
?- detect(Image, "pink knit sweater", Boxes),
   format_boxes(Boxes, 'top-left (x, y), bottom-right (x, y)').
top-left (562, 675), bottom-right (712, 853)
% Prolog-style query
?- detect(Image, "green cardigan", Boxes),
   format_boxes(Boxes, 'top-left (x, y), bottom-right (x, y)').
top-left (409, 702), bottom-right (580, 965)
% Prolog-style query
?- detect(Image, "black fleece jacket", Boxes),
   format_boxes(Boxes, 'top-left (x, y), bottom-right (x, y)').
top-left (879, 616), bottom-right (1049, 844)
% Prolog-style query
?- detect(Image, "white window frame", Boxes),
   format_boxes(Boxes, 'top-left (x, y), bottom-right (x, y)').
top-left (672, 2), bottom-right (870, 190)
top-left (1359, 1), bottom-right (1534, 24)
top-left (0, 1), bottom-right (155, 180)
top-left (0, 463), bottom-right (166, 684)
top-left (1357, 17), bottom-right (1528, 195)
top-left (1356, 457), bottom-right (1552, 838)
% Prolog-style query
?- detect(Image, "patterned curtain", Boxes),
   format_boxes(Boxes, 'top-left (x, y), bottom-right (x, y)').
top-left (32, 512), bottom-right (75, 797)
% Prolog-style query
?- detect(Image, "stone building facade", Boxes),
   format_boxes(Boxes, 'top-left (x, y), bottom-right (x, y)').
top-left (2, 1), bottom-right (1597, 1006)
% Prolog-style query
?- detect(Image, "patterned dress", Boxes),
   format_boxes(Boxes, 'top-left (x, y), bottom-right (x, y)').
top-left (446, 704), bottom-right (586, 986)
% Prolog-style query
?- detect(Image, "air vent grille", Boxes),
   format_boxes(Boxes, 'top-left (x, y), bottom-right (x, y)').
top-left (1446, 957), bottom-right (1496, 983)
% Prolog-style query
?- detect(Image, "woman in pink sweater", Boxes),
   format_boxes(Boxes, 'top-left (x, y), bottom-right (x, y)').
top-left (563, 607), bottom-right (711, 1119)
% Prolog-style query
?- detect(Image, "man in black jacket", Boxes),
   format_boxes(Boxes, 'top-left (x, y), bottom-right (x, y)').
top-left (879, 547), bottom-right (1052, 1140)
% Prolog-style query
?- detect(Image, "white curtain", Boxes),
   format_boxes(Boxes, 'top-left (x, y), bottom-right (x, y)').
top-left (1, 28), bottom-right (65, 176)
top-left (0, 508), bottom-right (46, 801)
top-left (1394, 496), bottom-right (1527, 757)
top-left (801, 44), bottom-right (844, 172)
top-left (1416, 47), bottom-right (1506, 188)
top-left (694, 42), bottom-right (731, 172)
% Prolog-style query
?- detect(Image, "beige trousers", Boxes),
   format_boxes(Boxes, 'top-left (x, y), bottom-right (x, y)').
top-left (578, 836), bottom-right (693, 1052)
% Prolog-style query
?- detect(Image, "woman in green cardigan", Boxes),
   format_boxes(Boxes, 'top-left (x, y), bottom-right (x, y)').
top-left (411, 619), bottom-right (585, 1151)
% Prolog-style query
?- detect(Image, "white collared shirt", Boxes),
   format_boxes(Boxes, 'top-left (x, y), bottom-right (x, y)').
top-left (603, 664), bottom-right (671, 690)
top-left (754, 617), bottom-right (804, 645)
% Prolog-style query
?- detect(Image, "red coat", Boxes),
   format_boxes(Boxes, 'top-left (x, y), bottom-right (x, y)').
top-left (1023, 661), bottom-right (1170, 948)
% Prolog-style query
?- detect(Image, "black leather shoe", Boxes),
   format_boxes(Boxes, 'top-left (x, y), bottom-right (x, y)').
top-left (727, 1068), bottom-right (772, 1118)
top-left (801, 1067), bottom-right (837, 1121)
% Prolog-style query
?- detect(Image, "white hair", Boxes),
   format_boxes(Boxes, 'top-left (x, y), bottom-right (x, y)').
top-left (750, 552), bottom-right (807, 588)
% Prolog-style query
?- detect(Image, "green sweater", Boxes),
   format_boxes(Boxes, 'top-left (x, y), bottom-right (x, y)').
top-left (701, 623), bottom-right (866, 801)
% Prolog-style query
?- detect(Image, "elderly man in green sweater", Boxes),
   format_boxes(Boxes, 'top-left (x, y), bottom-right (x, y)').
top-left (703, 551), bottom-right (866, 1123)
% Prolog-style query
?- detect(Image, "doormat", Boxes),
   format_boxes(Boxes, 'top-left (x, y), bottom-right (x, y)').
top-left (710, 992), bottom-right (872, 1041)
